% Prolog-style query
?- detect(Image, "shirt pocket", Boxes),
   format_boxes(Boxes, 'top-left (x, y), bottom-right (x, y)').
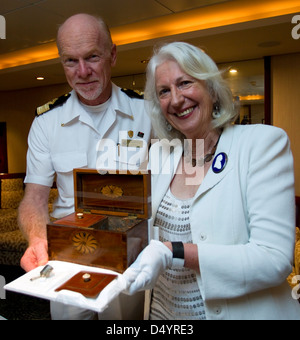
top-left (52, 152), bottom-right (88, 173)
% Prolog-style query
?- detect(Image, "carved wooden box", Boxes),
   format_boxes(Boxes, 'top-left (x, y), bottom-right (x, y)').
top-left (47, 169), bottom-right (151, 273)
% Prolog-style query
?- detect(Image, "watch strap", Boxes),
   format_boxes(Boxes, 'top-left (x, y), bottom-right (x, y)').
top-left (171, 242), bottom-right (185, 268)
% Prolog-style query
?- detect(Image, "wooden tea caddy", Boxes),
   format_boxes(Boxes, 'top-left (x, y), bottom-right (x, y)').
top-left (47, 169), bottom-right (151, 273)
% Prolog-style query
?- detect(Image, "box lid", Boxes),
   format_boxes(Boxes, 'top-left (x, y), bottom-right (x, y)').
top-left (74, 169), bottom-right (151, 219)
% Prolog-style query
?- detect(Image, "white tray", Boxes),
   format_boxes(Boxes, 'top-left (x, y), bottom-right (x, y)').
top-left (4, 261), bottom-right (124, 313)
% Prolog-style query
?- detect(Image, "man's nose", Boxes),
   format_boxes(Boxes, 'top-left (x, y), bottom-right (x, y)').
top-left (78, 59), bottom-right (92, 78)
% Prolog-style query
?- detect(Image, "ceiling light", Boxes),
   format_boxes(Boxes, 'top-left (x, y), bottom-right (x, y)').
top-left (229, 69), bottom-right (238, 74)
top-left (36, 77), bottom-right (45, 81)
top-left (239, 95), bottom-right (264, 101)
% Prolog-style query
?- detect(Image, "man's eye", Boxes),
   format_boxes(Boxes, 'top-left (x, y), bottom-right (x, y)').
top-left (87, 55), bottom-right (101, 62)
top-left (63, 58), bottom-right (77, 67)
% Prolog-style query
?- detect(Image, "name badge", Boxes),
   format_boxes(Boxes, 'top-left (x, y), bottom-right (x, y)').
top-left (121, 139), bottom-right (144, 148)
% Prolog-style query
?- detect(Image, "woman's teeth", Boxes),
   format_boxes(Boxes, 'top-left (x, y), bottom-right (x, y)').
top-left (176, 107), bottom-right (194, 117)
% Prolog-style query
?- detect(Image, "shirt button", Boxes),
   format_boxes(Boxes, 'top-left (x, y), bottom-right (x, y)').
top-left (214, 306), bottom-right (222, 315)
top-left (200, 234), bottom-right (207, 241)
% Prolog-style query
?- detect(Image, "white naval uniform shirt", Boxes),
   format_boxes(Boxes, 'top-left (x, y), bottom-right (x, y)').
top-left (25, 83), bottom-right (152, 218)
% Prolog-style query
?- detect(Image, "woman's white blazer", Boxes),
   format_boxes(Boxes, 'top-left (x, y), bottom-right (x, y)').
top-left (149, 124), bottom-right (300, 320)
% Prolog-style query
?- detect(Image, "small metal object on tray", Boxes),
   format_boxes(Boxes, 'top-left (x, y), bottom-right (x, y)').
top-left (30, 264), bottom-right (54, 281)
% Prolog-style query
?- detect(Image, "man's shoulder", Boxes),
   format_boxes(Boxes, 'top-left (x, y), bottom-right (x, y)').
top-left (35, 93), bottom-right (71, 117)
top-left (112, 84), bottom-right (147, 120)
top-left (120, 88), bottom-right (144, 100)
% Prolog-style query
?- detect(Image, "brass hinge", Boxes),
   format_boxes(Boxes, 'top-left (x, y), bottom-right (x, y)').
top-left (125, 214), bottom-right (138, 220)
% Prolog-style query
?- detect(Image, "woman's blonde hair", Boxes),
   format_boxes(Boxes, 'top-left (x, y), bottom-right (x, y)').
top-left (145, 42), bottom-right (239, 140)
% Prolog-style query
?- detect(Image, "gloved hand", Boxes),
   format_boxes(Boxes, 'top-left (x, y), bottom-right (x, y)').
top-left (123, 240), bottom-right (173, 295)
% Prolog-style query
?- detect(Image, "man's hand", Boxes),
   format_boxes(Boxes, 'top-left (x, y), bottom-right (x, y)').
top-left (18, 183), bottom-right (51, 272)
top-left (20, 238), bottom-right (48, 272)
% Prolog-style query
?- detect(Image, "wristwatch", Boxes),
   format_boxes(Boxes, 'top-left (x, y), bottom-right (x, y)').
top-left (171, 242), bottom-right (185, 268)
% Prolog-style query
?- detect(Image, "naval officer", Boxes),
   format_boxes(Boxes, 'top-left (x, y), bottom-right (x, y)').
top-left (18, 13), bottom-right (152, 320)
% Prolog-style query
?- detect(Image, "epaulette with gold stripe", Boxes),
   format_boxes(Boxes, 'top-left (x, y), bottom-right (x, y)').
top-left (121, 88), bottom-right (144, 99)
top-left (35, 93), bottom-right (71, 117)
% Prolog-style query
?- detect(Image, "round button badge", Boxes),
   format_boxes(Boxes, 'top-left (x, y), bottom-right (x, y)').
top-left (212, 153), bottom-right (228, 174)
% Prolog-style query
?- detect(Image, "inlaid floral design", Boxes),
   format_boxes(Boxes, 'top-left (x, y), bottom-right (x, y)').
top-left (101, 185), bottom-right (123, 198)
top-left (72, 232), bottom-right (98, 254)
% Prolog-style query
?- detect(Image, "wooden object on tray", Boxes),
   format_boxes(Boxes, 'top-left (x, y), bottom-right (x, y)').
top-left (47, 169), bottom-right (151, 273)
top-left (55, 271), bottom-right (117, 298)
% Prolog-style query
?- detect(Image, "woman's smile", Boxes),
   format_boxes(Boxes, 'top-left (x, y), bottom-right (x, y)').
top-left (173, 106), bottom-right (196, 118)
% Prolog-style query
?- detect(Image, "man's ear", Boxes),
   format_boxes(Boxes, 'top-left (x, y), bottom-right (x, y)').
top-left (111, 44), bottom-right (117, 67)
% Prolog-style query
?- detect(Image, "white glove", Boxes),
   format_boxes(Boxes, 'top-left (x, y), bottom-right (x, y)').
top-left (95, 275), bottom-right (127, 312)
top-left (123, 240), bottom-right (173, 295)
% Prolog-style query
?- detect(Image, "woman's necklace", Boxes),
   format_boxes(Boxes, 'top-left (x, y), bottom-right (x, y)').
top-left (185, 135), bottom-right (221, 168)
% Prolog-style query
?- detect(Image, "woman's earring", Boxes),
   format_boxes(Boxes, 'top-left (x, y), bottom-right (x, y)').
top-left (212, 102), bottom-right (221, 119)
top-left (166, 121), bottom-right (173, 132)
